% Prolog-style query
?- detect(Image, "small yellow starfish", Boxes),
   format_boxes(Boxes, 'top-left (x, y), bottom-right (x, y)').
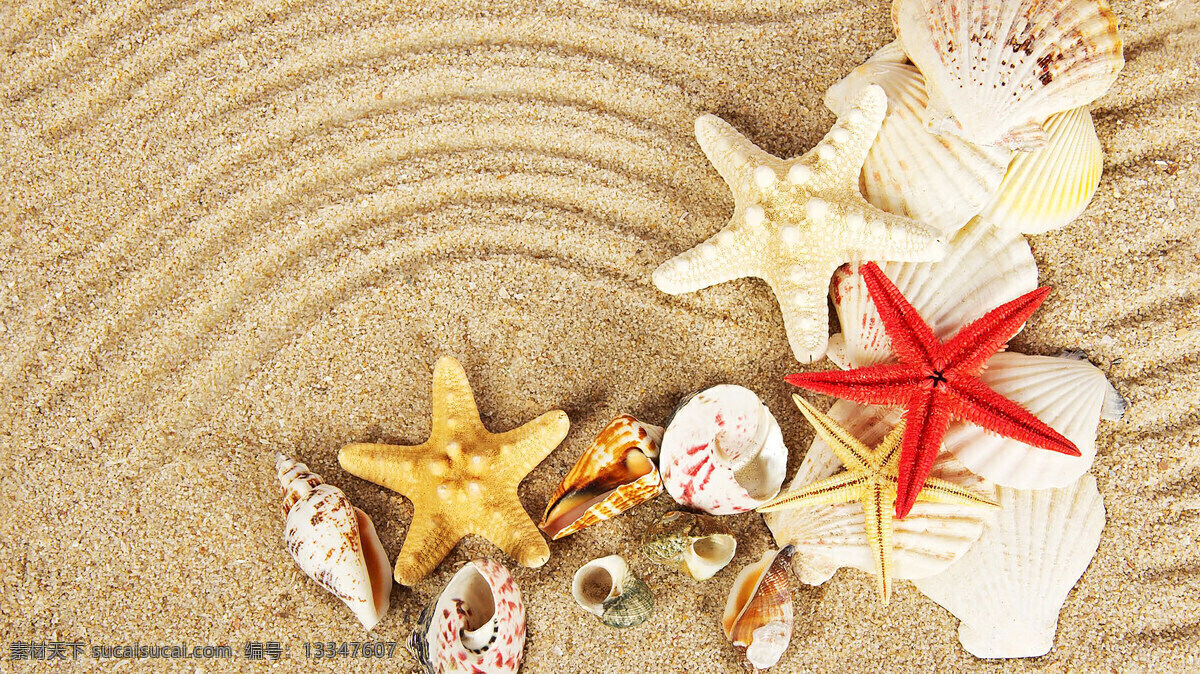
top-left (339, 356), bottom-right (569, 585)
top-left (653, 85), bottom-right (946, 363)
top-left (757, 395), bottom-right (997, 603)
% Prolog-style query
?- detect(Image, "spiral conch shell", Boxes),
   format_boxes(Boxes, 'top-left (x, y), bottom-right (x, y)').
top-left (276, 454), bottom-right (391, 631)
top-left (722, 546), bottom-right (795, 670)
top-left (539, 415), bottom-right (664, 540)
top-left (572, 555), bottom-right (654, 628)
top-left (643, 511), bottom-right (737, 581)
top-left (407, 558), bottom-right (526, 674)
top-left (659, 385), bottom-right (788, 515)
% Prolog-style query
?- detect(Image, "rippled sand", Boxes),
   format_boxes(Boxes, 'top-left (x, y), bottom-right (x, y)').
top-left (1, 1), bottom-right (1197, 671)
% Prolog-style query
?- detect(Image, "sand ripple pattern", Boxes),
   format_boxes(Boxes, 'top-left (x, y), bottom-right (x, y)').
top-left (0, 1), bottom-right (1197, 670)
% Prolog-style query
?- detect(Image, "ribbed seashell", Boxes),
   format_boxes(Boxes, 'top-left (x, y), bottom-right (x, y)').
top-left (893, 0), bottom-right (1124, 150)
top-left (539, 415), bottom-right (664, 540)
top-left (659, 385), bottom-right (788, 515)
top-left (571, 555), bottom-right (653, 628)
top-left (867, 39), bottom-right (910, 65)
top-left (277, 454), bottom-right (391, 631)
top-left (643, 511), bottom-right (738, 581)
top-left (827, 216), bottom-right (1038, 369)
top-left (407, 558), bottom-right (525, 674)
top-left (913, 475), bottom-right (1105, 658)
top-left (979, 106), bottom-right (1104, 234)
top-left (722, 546), bottom-right (795, 670)
top-left (825, 60), bottom-right (1012, 235)
top-left (762, 402), bottom-right (995, 587)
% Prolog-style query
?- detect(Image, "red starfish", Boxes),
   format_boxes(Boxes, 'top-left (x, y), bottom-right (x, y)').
top-left (785, 262), bottom-right (1080, 518)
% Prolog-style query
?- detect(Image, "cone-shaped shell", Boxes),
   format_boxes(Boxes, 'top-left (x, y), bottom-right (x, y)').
top-left (979, 106), bottom-right (1104, 233)
top-left (660, 385), bottom-right (788, 515)
top-left (539, 415), bottom-right (664, 540)
top-left (277, 454), bottom-right (391, 631)
top-left (407, 558), bottom-right (526, 673)
top-left (893, 0), bottom-right (1123, 150)
top-left (643, 511), bottom-right (738, 581)
top-left (825, 60), bottom-right (1011, 235)
top-left (762, 402), bottom-right (995, 586)
top-left (722, 546), bottom-right (795, 670)
top-left (571, 555), bottom-right (653, 628)
top-left (913, 476), bottom-right (1105, 658)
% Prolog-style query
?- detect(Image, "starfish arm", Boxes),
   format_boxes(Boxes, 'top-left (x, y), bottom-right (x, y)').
top-left (652, 220), bottom-right (761, 295)
top-left (493, 409), bottom-right (570, 477)
top-left (478, 493), bottom-right (551, 568)
top-left (785, 362), bottom-right (924, 407)
top-left (862, 482), bottom-right (896, 604)
top-left (807, 84), bottom-right (888, 193)
top-left (913, 475), bottom-right (1000, 508)
top-left (894, 388), bottom-right (954, 519)
top-left (942, 286), bottom-right (1053, 376)
top-left (944, 375), bottom-right (1081, 456)
top-left (338, 441), bottom-right (430, 496)
top-left (839, 204), bottom-right (947, 263)
top-left (392, 510), bottom-right (462, 586)
top-left (768, 263), bottom-right (838, 364)
top-left (756, 471), bottom-right (868, 512)
top-left (791, 394), bottom-right (874, 471)
top-left (431, 356), bottom-right (482, 437)
top-left (858, 261), bottom-right (942, 368)
top-left (694, 114), bottom-right (783, 197)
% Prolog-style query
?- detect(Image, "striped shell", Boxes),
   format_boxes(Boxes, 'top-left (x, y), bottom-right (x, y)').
top-left (722, 546), bottom-right (795, 670)
top-left (571, 555), bottom-right (653, 628)
top-left (539, 415), bottom-right (664, 540)
top-left (643, 511), bottom-right (738, 581)
top-left (894, 0), bottom-right (1124, 150)
top-left (277, 454), bottom-right (391, 631)
top-left (407, 558), bottom-right (526, 674)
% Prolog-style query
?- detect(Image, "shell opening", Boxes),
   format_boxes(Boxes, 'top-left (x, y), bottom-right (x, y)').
top-left (444, 566), bottom-right (498, 650)
top-left (355, 508), bottom-right (392, 631)
top-left (578, 568), bottom-right (615, 606)
top-left (540, 449), bottom-right (656, 537)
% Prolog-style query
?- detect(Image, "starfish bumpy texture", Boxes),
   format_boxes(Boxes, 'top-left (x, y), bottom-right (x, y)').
top-left (757, 395), bottom-right (997, 603)
top-left (785, 262), bottom-right (1080, 519)
top-left (339, 356), bottom-right (569, 585)
top-left (652, 85), bottom-right (947, 363)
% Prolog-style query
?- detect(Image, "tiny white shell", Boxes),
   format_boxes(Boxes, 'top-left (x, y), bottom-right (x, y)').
top-left (913, 475), bottom-right (1106, 658)
top-left (978, 106), bottom-right (1104, 234)
top-left (659, 385), bottom-right (788, 515)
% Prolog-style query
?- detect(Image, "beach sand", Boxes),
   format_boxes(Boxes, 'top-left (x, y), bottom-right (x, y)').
top-left (1, 0), bottom-right (1197, 671)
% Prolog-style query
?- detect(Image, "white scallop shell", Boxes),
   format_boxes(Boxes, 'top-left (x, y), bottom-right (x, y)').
top-left (825, 60), bottom-right (1012, 235)
top-left (659, 385), bottom-right (788, 515)
top-left (763, 401), bottom-right (996, 586)
top-left (913, 475), bottom-right (1106, 658)
top-left (277, 454), bottom-right (391, 631)
top-left (978, 106), bottom-right (1104, 234)
top-left (893, 0), bottom-right (1124, 150)
top-left (827, 216), bottom-right (1038, 369)
top-left (407, 558), bottom-right (525, 674)
top-left (571, 555), bottom-right (654, 628)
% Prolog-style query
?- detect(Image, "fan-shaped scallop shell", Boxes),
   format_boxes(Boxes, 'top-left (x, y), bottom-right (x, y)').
top-left (827, 216), bottom-right (1038, 369)
top-left (913, 475), bottom-right (1105, 658)
top-left (825, 59), bottom-right (1011, 235)
top-left (763, 402), bottom-right (995, 586)
top-left (277, 454), bottom-right (391, 631)
top-left (722, 546), bottom-right (795, 670)
top-left (571, 555), bottom-right (653, 628)
top-left (978, 106), bottom-right (1104, 233)
top-left (643, 511), bottom-right (738, 581)
top-left (659, 385), bottom-right (788, 515)
top-left (893, 0), bottom-right (1124, 150)
top-left (407, 558), bottom-right (526, 674)
top-left (539, 415), bottom-right (664, 540)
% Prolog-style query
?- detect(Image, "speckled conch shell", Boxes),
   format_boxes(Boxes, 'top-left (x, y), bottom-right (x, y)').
top-left (762, 402), bottom-right (995, 587)
top-left (571, 555), bottom-right (653, 628)
top-left (913, 476), bottom-right (1105, 658)
top-left (722, 546), bottom-right (795, 670)
top-left (979, 106), bottom-right (1104, 233)
top-left (893, 0), bottom-right (1124, 150)
top-left (276, 454), bottom-right (391, 631)
top-left (659, 385), bottom-right (788, 515)
top-left (825, 58), bottom-right (1011, 235)
top-left (643, 511), bottom-right (738, 581)
top-left (539, 415), bottom-right (664, 540)
top-left (407, 558), bottom-right (525, 674)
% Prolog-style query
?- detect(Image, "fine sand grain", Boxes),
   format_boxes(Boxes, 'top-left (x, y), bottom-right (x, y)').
top-left (1, 0), bottom-right (1197, 671)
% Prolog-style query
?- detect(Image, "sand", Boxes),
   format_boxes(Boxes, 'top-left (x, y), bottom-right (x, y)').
top-left (1, 0), bottom-right (1197, 671)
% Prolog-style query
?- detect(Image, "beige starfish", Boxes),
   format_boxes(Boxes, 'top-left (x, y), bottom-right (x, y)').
top-left (757, 395), bottom-right (997, 603)
top-left (653, 85), bottom-right (947, 363)
top-left (339, 356), bottom-right (569, 585)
